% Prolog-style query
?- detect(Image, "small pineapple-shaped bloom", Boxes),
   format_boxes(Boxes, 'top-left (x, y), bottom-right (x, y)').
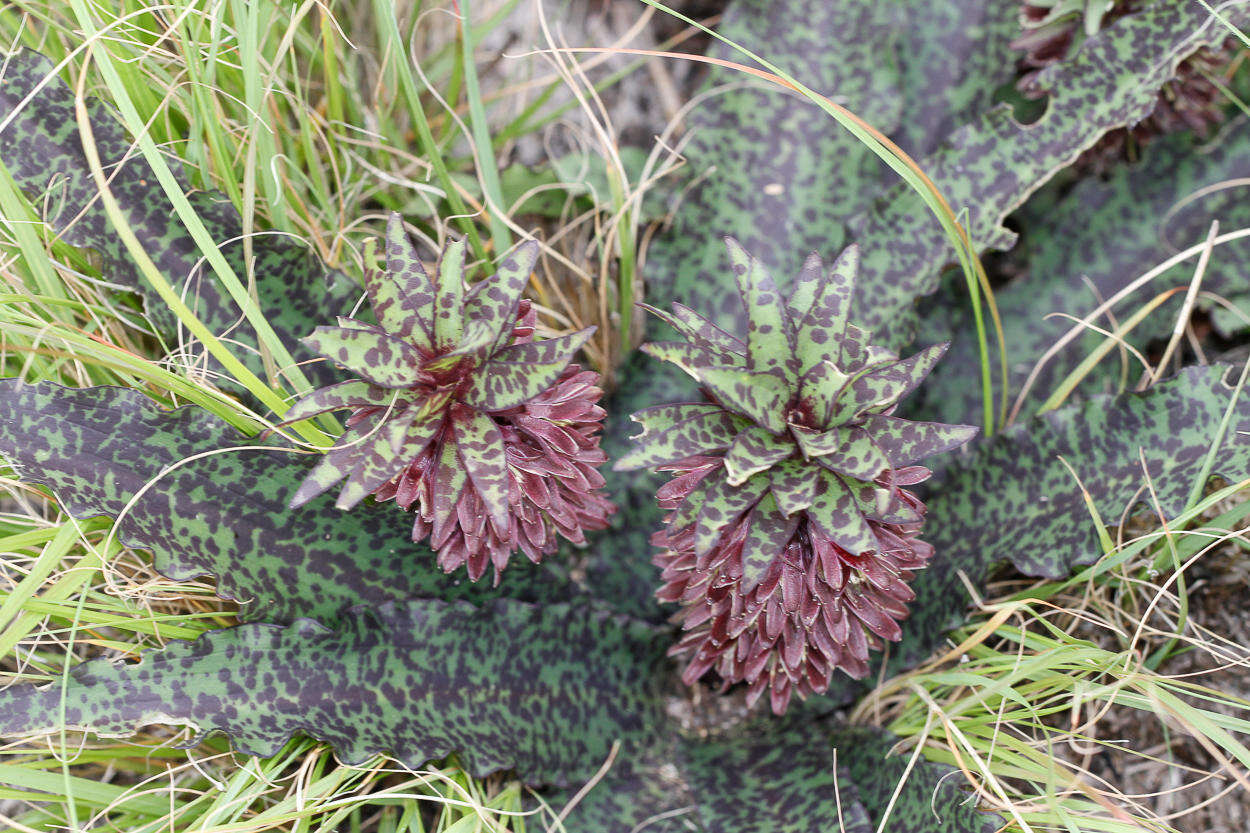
top-left (285, 213), bottom-right (613, 582)
top-left (617, 239), bottom-right (977, 713)
top-left (1013, 0), bottom-right (1235, 167)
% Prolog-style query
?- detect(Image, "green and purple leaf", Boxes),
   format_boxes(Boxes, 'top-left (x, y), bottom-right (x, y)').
top-left (463, 240), bottom-right (539, 352)
top-left (614, 406), bottom-right (739, 471)
top-left (864, 414), bottom-right (979, 468)
top-left (725, 237), bottom-right (795, 380)
top-left (303, 326), bottom-right (425, 388)
top-left (554, 719), bottom-right (999, 833)
top-left (740, 495), bottom-right (798, 592)
top-left (722, 425), bottom-right (794, 485)
top-left (850, 1), bottom-right (1250, 344)
top-left (912, 124), bottom-right (1250, 427)
top-left (693, 470), bottom-right (769, 556)
top-left (0, 599), bottom-right (665, 787)
top-left (464, 327), bottom-right (595, 411)
top-left (432, 238), bottom-right (467, 350)
top-left (694, 366), bottom-right (790, 433)
top-left (806, 470), bottom-right (879, 555)
top-left (768, 458), bottom-right (822, 517)
top-left (926, 364), bottom-right (1250, 578)
top-left (453, 406), bottom-right (511, 532)
top-left (376, 213), bottom-right (437, 347)
top-left (283, 380), bottom-right (397, 423)
top-left (0, 381), bottom-right (576, 624)
top-left (793, 245), bottom-right (858, 374)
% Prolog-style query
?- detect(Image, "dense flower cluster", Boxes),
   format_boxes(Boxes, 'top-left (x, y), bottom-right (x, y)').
top-left (287, 213), bottom-right (613, 581)
top-left (653, 457), bottom-right (934, 714)
top-left (618, 238), bottom-right (977, 712)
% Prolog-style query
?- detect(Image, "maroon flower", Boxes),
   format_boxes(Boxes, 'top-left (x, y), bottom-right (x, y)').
top-left (653, 457), bottom-right (933, 715)
top-left (286, 213), bottom-right (613, 582)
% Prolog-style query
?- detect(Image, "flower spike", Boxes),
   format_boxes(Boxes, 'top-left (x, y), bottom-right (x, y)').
top-left (288, 213), bottom-right (613, 582)
top-left (619, 238), bottom-right (977, 714)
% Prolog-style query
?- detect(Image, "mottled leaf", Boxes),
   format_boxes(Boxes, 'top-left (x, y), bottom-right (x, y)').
top-left (798, 360), bottom-right (849, 428)
top-left (726, 237), bottom-right (795, 380)
top-left (376, 213), bottom-right (436, 347)
top-left (722, 425), bottom-right (794, 486)
top-left (0, 51), bottom-right (355, 389)
top-left (693, 470), bottom-right (769, 556)
top-left (852, 479), bottom-right (918, 527)
top-left (453, 406), bottom-right (510, 532)
top-left (864, 414), bottom-right (978, 468)
top-left (926, 364), bottom-right (1250, 578)
top-left (432, 436), bottom-right (468, 526)
top-left (850, 1), bottom-right (1250, 345)
top-left (554, 719), bottom-right (999, 833)
top-left (433, 238), bottom-right (467, 350)
top-left (0, 381), bottom-right (576, 624)
top-left (282, 380), bottom-right (397, 423)
top-left (793, 245), bottom-right (858, 375)
top-left (334, 417), bottom-right (411, 511)
top-left (640, 341), bottom-right (745, 376)
top-left (464, 328), bottom-right (594, 411)
top-left (854, 343), bottom-right (948, 412)
top-left (913, 124), bottom-right (1250, 427)
top-left (644, 0), bottom-right (902, 330)
top-left (695, 366), bottom-right (790, 433)
top-left (614, 408), bottom-right (738, 471)
top-left (0, 599), bottom-right (665, 786)
top-left (740, 494), bottom-right (798, 592)
top-left (768, 458), bottom-right (822, 517)
top-left (838, 725), bottom-right (1000, 833)
top-left (640, 302), bottom-right (745, 358)
top-left (303, 326), bottom-right (424, 388)
top-left (806, 470), bottom-right (879, 555)
top-left (792, 425), bottom-right (889, 480)
top-left (463, 240), bottom-right (538, 352)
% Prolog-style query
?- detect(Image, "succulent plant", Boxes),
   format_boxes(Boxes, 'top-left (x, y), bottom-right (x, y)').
top-left (617, 239), bottom-right (978, 713)
top-left (1013, 0), bottom-right (1237, 167)
top-left (285, 214), bottom-right (613, 581)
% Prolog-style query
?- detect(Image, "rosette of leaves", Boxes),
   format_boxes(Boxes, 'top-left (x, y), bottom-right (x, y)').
top-left (616, 238), bottom-right (978, 714)
top-left (286, 214), bottom-right (614, 581)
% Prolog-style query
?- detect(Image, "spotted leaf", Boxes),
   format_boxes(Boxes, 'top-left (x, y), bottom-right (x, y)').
top-left (0, 382), bottom-right (575, 625)
top-left (463, 241), bottom-right (538, 352)
top-left (614, 408), bottom-right (739, 471)
top-left (722, 425), bottom-right (795, 486)
top-left (806, 470), bottom-right (879, 555)
top-left (0, 599), bottom-right (665, 787)
top-left (694, 366), bottom-right (790, 433)
top-left (303, 326), bottom-right (424, 388)
top-left (453, 406), bottom-right (511, 532)
top-left (283, 380), bottom-right (398, 423)
top-left (740, 494), bottom-right (799, 592)
top-left (376, 213), bottom-right (437, 347)
top-left (726, 237), bottom-right (795, 381)
top-left (641, 341), bottom-right (747, 378)
top-left (0, 51), bottom-right (356, 394)
top-left (554, 720), bottom-right (1000, 833)
top-left (768, 458), bottom-right (822, 517)
top-left (793, 245), bottom-right (858, 375)
top-left (432, 238), bottom-right (467, 350)
top-left (836, 343), bottom-right (948, 421)
top-left (693, 470), bottom-right (769, 556)
top-left (863, 415), bottom-right (978, 468)
top-left (641, 302), bottom-right (745, 358)
top-left (464, 328), bottom-right (595, 411)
